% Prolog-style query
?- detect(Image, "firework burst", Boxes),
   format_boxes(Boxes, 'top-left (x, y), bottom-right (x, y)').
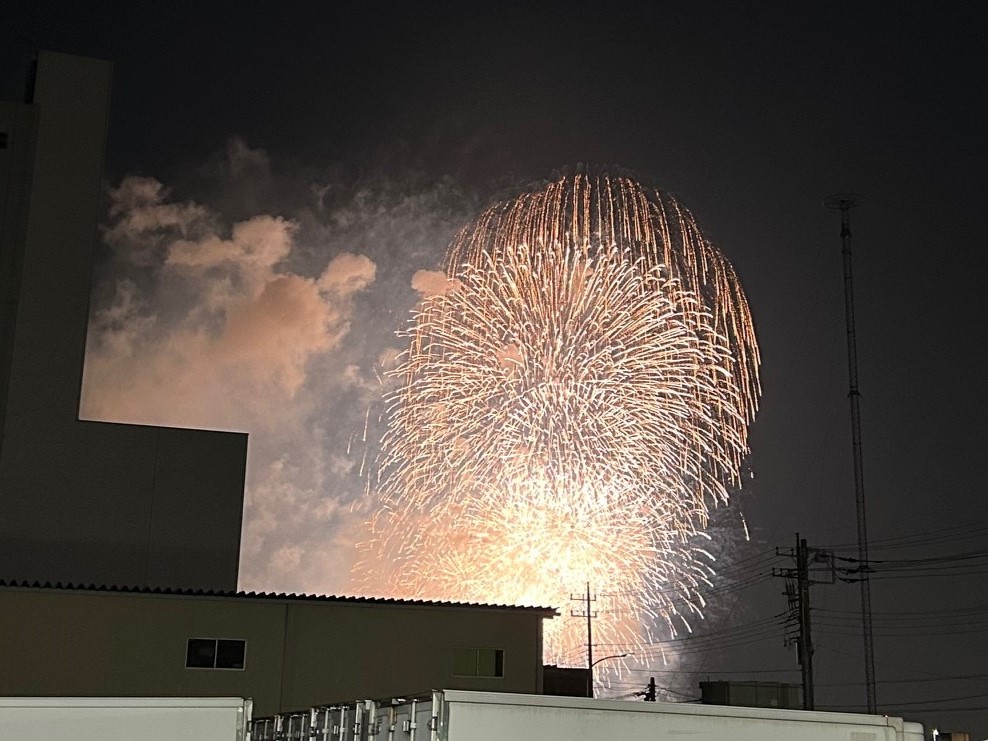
top-left (358, 174), bottom-right (760, 666)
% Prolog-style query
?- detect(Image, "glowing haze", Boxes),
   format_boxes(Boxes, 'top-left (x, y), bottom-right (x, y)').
top-left (358, 174), bottom-right (760, 665)
top-left (82, 149), bottom-right (759, 671)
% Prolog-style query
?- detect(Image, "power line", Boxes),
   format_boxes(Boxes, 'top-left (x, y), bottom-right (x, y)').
top-left (818, 518), bottom-right (988, 552)
top-left (817, 625), bottom-right (988, 638)
top-left (816, 602), bottom-right (988, 617)
top-left (817, 674), bottom-right (988, 688)
top-left (595, 618), bottom-right (788, 660)
top-left (815, 642), bottom-right (988, 687)
top-left (821, 690), bottom-right (988, 710)
top-left (617, 667), bottom-right (799, 675)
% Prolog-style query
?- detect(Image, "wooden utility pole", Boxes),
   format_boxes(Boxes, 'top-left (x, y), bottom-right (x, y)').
top-left (570, 583), bottom-right (597, 697)
top-left (796, 536), bottom-right (815, 709)
top-left (774, 534), bottom-right (834, 710)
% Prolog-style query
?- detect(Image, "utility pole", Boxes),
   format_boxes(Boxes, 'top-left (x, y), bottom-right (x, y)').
top-left (825, 193), bottom-right (877, 713)
top-left (774, 534), bottom-right (835, 711)
top-left (586, 582), bottom-right (593, 687)
top-left (796, 536), bottom-right (815, 709)
top-left (570, 583), bottom-right (597, 698)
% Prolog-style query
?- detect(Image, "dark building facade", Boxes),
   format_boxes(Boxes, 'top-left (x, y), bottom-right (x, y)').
top-left (0, 52), bottom-right (247, 591)
top-left (0, 582), bottom-right (555, 715)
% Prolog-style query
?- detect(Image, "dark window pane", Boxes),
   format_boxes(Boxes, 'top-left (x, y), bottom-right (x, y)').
top-left (477, 649), bottom-right (496, 677)
top-left (452, 647), bottom-right (477, 676)
top-left (454, 648), bottom-right (504, 678)
top-left (477, 649), bottom-right (504, 677)
top-left (186, 638), bottom-right (216, 668)
top-left (216, 639), bottom-right (246, 669)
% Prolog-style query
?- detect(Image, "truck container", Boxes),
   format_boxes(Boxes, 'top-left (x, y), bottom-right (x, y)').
top-left (0, 696), bottom-right (252, 741)
top-left (251, 689), bottom-right (924, 741)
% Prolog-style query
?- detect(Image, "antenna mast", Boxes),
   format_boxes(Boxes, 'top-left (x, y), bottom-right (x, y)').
top-left (825, 193), bottom-right (876, 712)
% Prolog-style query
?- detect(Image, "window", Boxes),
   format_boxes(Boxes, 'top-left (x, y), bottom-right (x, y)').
top-left (452, 647), bottom-right (504, 677)
top-left (185, 638), bottom-right (246, 670)
top-left (0, 132), bottom-right (8, 149)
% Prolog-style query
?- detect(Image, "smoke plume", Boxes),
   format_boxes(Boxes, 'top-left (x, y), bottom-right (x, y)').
top-left (81, 139), bottom-right (475, 593)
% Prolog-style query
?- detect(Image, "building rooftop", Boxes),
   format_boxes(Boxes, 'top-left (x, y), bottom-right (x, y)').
top-left (0, 578), bottom-right (558, 615)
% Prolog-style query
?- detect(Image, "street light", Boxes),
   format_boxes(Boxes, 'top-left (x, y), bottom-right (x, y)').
top-left (587, 653), bottom-right (630, 698)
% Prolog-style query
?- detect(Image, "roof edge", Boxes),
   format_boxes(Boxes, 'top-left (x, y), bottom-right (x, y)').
top-left (0, 579), bottom-right (559, 615)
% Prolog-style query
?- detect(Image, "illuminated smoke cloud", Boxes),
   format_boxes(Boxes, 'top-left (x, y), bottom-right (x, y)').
top-left (410, 269), bottom-right (463, 297)
top-left (86, 178), bottom-right (374, 427)
top-left (82, 139), bottom-right (475, 593)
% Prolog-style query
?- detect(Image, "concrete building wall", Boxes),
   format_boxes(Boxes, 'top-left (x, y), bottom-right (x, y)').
top-left (0, 52), bottom-right (247, 591)
top-left (0, 586), bottom-right (550, 716)
top-left (280, 599), bottom-right (544, 709)
top-left (0, 588), bottom-right (286, 713)
top-left (0, 101), bottom-right (38, 445)
top-left (5, 53), bottom-right (111, 422)
top-left (0, 421), bottom-right (247, 588)
top-left (145, 427), bottom-right (249, 589)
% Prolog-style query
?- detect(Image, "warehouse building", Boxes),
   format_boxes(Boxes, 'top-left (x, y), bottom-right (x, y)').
top-left (0, 581), bottom-right (555, 716)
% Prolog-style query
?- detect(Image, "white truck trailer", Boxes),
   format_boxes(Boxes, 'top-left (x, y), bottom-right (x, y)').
top-left (0, 696), bottom-right (252, 741)
top-left (252, 689), bottom-right (925, 741)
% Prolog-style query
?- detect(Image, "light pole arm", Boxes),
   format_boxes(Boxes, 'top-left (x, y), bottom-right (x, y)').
top-left (590, 653), bottom-right (629, 668)
top-left (587, 653), bottom-right (631, 698)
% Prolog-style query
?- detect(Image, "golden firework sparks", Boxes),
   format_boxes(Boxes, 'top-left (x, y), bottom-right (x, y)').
top-left (358, 173), bottom-right (760, 667)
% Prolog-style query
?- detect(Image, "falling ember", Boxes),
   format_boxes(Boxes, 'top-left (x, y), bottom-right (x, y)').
top-left (357, 173), bottom-right (760, 666)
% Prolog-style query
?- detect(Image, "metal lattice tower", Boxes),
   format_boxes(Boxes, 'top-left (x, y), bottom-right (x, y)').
top-left (825, 193), bottom-right (876, 712)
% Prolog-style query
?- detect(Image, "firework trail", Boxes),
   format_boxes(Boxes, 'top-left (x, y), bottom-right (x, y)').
top-left (358, 174), bottom-right (759, 667)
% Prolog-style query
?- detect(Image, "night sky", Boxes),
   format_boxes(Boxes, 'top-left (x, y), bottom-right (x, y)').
top-left (5, 1), bottom-right (988, 735)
